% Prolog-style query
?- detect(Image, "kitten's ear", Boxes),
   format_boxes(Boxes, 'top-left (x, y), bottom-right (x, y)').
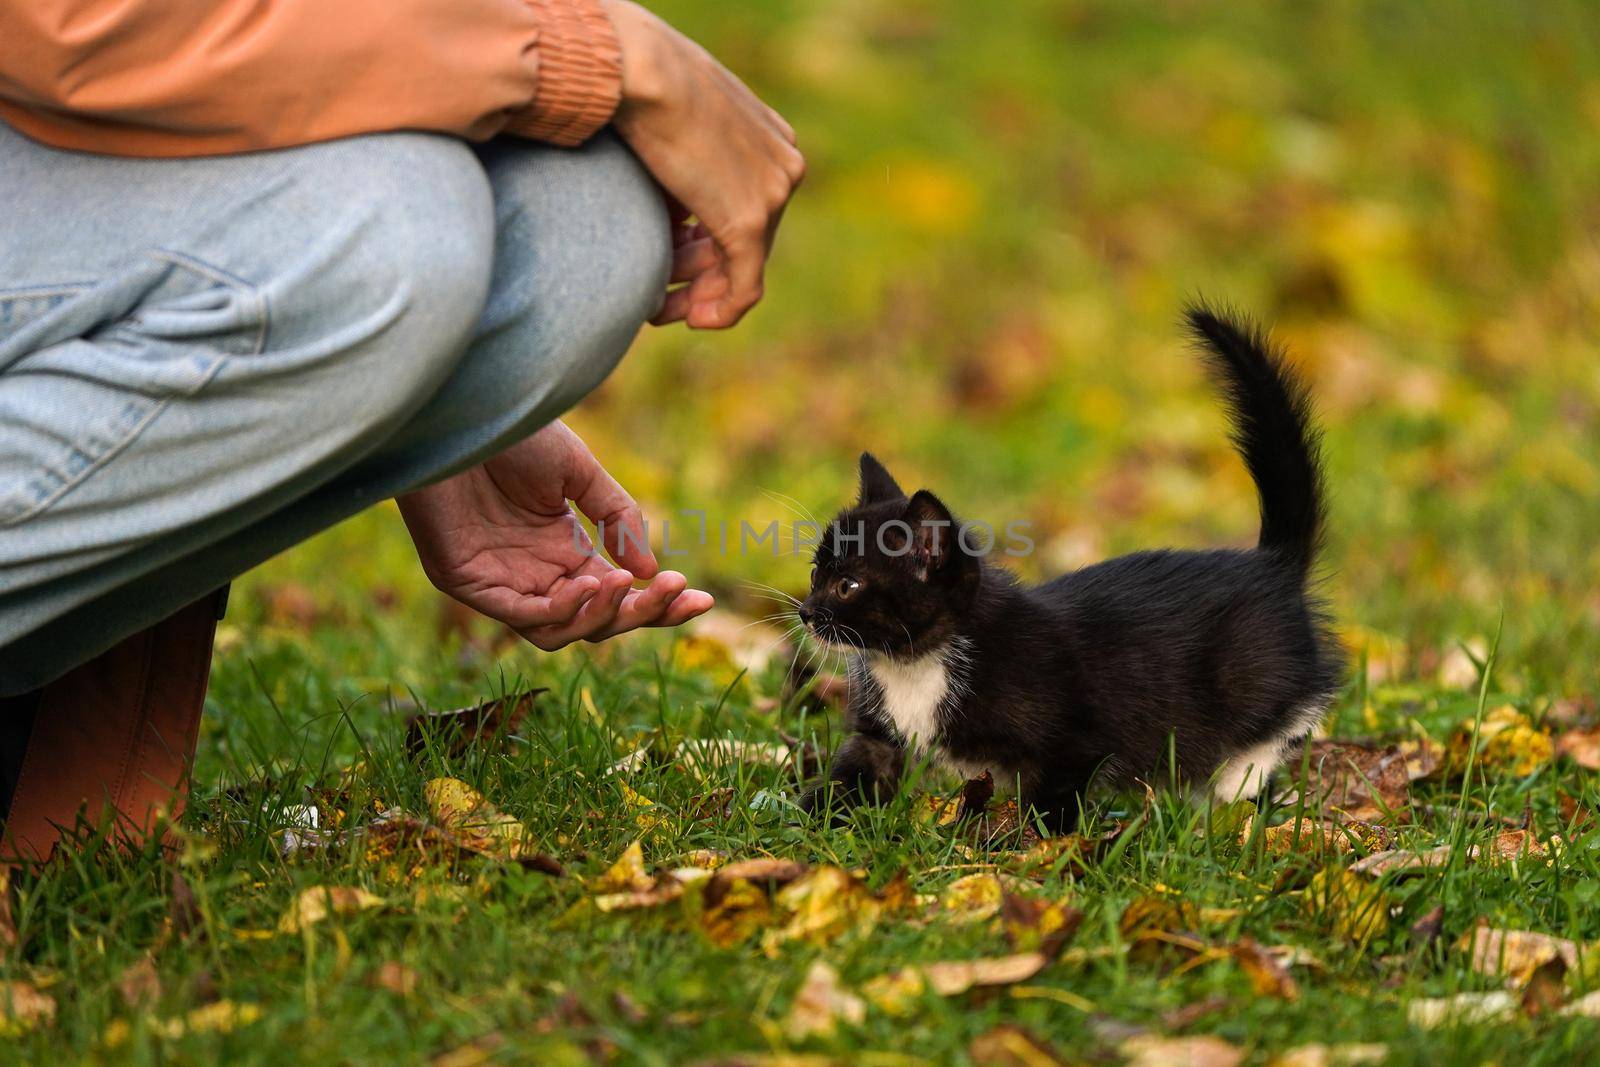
top-left (857, 452), bottom-right (906, 505)
top-left (904, 490), bottom-right (955, 579)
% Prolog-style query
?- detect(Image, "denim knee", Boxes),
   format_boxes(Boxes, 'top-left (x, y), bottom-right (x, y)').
top-left (253, 133), bottom-right (497, 445)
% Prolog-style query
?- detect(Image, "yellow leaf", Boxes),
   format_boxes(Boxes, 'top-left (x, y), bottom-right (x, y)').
top-left (1304, 869), bottom-right (1388, 946)
top-left (423, 777), bottom-right (538, 861)
top-left (969, 1024), bottom-right (1066, 1066)
top-left (764, 866), bottom-right (877, 953)
top-left (939, 874), bottom-right (1004, 924)
top-left (277, 885), bottom-right (384, 934)
top-left (591, 841), bottom-right (653, 894)
top-left (783, 961), bottom-right (864, 1041)
top-left (104, 1000), bottom-right (263, 1047)
top-left (861, 967), bottom-right (928, 1016)
top-left (1447, 706), bottom-right (1553, 778)
top-left (619, 782), bottom-right (670, 833)
top-left (700, 878), bottom-right (774, 949)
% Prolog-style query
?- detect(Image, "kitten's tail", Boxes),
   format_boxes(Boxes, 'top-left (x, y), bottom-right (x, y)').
top-left (1184, 304), bottom-right (1325, 577)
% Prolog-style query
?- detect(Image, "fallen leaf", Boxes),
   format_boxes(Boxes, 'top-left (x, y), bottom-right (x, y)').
top-left (1000, 893), bottom-right (1083, 955)
top-left (117, 956), bottom-right (162, 1008)
top-left (0, 980), bottom-right (56, 1037)
top-left (422, 778), bottom-right (562, 872)
top-left (1445, 705), bottom-right (1553, 778)
top-left (1268, 1043), bottom-right (1389, 1067)
top-left (1160, 995), bottom-right (1230, 1029)
top-left (969, 1024), bottom-right (1065, 1066)
top-left (277, 886), bottom-right (384, 934)
top-left (700, 878), bottom-right (775, 949)
top-left (591, 841), bottom-right (653, 894)
top-left (940, 874), bottom-right (1004, 924)
top-left (764, 866), bottom-right (879, 952)
top-left (705, 859), bottom-right (809, 905)
top-left (1304, 869), bottom-right (1389, 945)
top-left (1406, 991), bottom-right (1517, 1029)
top-left (1295, 740), bottom-right (1414, 819)
top-left (1233, 937), bottom-right (1299, 1000)
top-left (1556, 727), bottom-right (1600, 770)
top-left (921, 952), bottom-right (1049, 995)
top-left (103, 1000), bottom-right (262, 1047)
top-left (369, 960), bottom-right (419, 996)
top-left (432, 1032), bottom-right (505, 1067)
top-left (1520, 957), bottom-right (1568, 1017)
top-left (1349, 846), bottom-right (1454, 877)
top-left (1410, 904), bottom-right (1444, 946)
top-left (619, 781), bottom-right (670, 833)
top-left (1561, 990), bottom-right (1600, 1018)
top-left (406, 690), bottom-right (544, 760)
top-left (1120, 1034), bottom-right (1244, 1067)
top-left (1256, 817), bottom-right (1395, 858)
top-left (1456, 924), bottom-right (1579, 984)
top-left (783, 961), bottom-right (864, 1041)
top-left (1482, 828), bottom-right (1548, 864)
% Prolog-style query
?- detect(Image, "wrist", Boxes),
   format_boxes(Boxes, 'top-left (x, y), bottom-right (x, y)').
top-left (600, 0), bottom-right (671, 117)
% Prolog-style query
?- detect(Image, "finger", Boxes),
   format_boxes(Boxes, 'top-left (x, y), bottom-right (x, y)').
top-left (587, 571), bottom-right (688, 641)
top-left (766, 106), bottom-right (797, 145)
top-left (567, 452), bottom-right (659, 579)
top-left (689, 235), bottom-right (764, 329)
top-left (654, 588), bottom-right (715, 628)
top-left (650, 285), bottom-right (693, 326)
top-left (520, 570), bottom-right (632, 650)
top-left (670, 237), bottom-right (719, 284)
top-left (490, 574), bottom-right (601, 630)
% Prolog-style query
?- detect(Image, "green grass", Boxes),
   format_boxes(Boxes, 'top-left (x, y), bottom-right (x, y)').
top-left (7, 0), bottom-right (1600, 1063)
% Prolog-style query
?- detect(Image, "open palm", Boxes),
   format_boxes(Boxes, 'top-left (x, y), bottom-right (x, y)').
top-left (398, 422), bottom-right (713, 650)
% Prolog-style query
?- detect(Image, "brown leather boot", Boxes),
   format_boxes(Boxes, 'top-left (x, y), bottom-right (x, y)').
top-left (1, 588), bottom-right (227, 864)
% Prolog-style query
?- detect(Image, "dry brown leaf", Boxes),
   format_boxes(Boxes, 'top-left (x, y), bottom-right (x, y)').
top-left (1520, 957), bottom-right (1568, 1017)
top-left (1482, 828), bottom-right (1548, 864)
top-left (1556, 727), bottom-right (1600, 770)
top-left (370, 961), bottom-right (419, 996)
top-left (1233, 937), bottom-right (1299, 1000)
top-left (1296, 740), bottom-right (1415, 820)
top-left (1268, 1043), bottom-right (1388, 1067)
top-left (0, 980), bottom-right (56, 1037)
top-left (1304, 869), bottom-right (1388, 945)
top-left (1000, 893), bottom-right (1083, 955)
top-left (117, 956), bottom-right (162, 1008)
top-left (940, 873), bottom-right (1004, 924)
top-left (1349, 846), bottom-right (1453, 877)
top-left (1407, 991), bottom-right (1516, 1029)
top-left (405, 690), bottom-right (543, 760)
top-left (921, 952), bottom-right (1049, 995)
top-left (783, 961), bottom-right (864, 1041)
top-left (968, 1024), bottom-right (1065, 1066)
top-left (1121, 1034), bottom-right (1244, 1067)
top-left (1456, 924), bottom-right (1579, 984)
top-left (277, 885), bottom-right (384, 934)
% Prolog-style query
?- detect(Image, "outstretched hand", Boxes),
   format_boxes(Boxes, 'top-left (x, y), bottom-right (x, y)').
top-left (398, 422), bottom-right (713, 650)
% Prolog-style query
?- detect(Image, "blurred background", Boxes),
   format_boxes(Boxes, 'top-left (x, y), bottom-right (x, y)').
top-left (235, 1), bottom-right (1600, 716)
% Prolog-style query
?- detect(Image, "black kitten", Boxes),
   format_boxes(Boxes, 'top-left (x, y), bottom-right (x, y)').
top-left (798, 307), bottom-right (1344, 832)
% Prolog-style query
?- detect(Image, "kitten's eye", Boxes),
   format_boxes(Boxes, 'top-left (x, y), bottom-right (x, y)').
top-left (834, 577), bottom-right (861, 601)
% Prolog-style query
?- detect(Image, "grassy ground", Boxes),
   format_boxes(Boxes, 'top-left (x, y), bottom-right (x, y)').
top-left (7, 1), bottom-right (1600, 1064)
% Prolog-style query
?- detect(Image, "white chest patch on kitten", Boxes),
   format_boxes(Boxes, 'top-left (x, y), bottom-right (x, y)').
top-left (865, 649), bottom-right (951, 755)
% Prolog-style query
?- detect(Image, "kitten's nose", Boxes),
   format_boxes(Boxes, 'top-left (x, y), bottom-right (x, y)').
top-left (798, 605), bottom-right (814, 625)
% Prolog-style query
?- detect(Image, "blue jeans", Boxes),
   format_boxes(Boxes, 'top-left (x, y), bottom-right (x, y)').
top-left (0, 123), bottom-right (670, 695)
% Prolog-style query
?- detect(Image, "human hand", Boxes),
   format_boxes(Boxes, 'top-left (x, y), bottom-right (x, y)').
top-left (397, 422), bottom-right (713, 650)
top-left (601, 0), bottom-right (805, 329)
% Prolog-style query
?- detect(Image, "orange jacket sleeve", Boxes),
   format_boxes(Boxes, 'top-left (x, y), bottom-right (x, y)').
top-left (0, 0), bottom-right (622, 157)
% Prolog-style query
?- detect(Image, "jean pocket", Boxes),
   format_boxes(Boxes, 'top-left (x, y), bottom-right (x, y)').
top-left (0, 251), bottom-right (268, 527)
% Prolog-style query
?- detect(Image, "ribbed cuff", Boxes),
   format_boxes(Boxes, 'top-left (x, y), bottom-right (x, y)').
top-left (506, 0), bottom-right (623, 147)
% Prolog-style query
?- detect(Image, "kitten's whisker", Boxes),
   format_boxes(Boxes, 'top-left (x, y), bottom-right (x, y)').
top-left (758, 487), bottom-right (820, 527)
